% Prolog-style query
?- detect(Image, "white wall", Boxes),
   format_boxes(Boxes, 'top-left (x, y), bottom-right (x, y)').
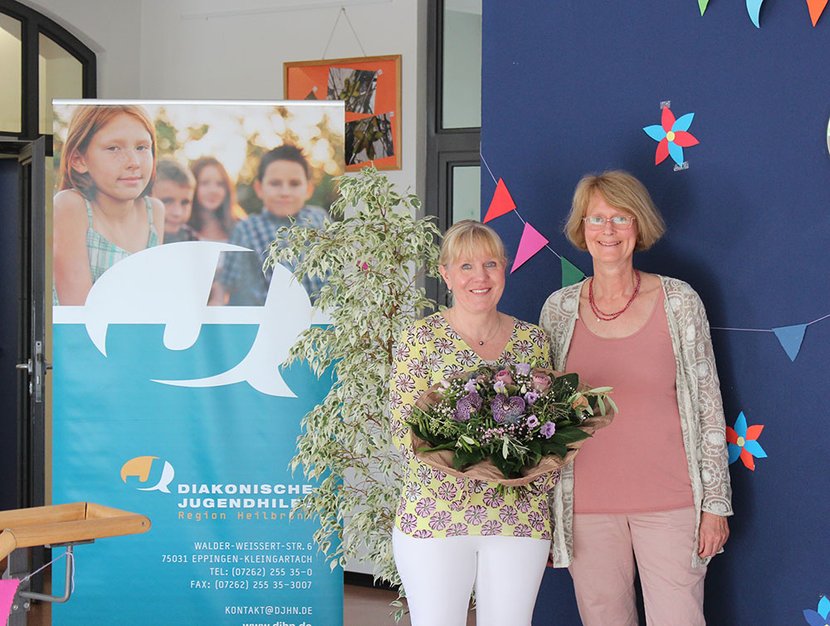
top-left (20, 0), bottom-right (143, 98)
top-left (20, 0), bottom-right (426, 199)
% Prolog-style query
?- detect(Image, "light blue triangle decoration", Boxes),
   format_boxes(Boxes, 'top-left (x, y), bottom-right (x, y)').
top-left (772, 324), bottom-right (807, 361)
top-left (746, 0), bottom-right (764, 27)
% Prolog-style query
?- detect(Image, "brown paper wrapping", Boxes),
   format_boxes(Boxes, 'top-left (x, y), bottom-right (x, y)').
top-left (410, 413), bottom-right (614, 487)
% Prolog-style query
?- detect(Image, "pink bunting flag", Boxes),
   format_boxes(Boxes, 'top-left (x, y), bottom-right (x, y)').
top-left (511, 223), bottom-right (549, 273)
top-left (0, 578), bottom-right (21, 621)
top-left (483, 178), bottom-right (517, 223)
top-left (807, 0), bottom-right (828, 25)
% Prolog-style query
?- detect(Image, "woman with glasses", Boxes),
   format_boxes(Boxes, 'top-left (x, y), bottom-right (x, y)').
top-left (539, 170), bottom-right (732, 626)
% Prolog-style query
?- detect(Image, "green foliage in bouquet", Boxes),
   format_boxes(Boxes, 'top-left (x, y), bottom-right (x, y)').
top-left (265, 167), bottom-right (439, 594)
top-left (409, 364), bottom-right (616, 481)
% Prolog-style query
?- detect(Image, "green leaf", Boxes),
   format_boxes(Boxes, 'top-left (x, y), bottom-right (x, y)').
top-left (553, 426), bottom-right (592, 444)
top-left (269, 167), bottom-right (439, 591)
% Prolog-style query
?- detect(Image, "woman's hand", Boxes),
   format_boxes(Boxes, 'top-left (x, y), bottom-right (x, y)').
top-left (698, 511), bottom-right (729, 558)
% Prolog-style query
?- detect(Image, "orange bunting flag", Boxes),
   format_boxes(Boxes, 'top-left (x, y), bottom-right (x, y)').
top-left (807, 0), bottom-right (828, 25)
top-left (510, 223), bottom-right (549, 273)
top-left (483, 178), bottom-right (517, 223)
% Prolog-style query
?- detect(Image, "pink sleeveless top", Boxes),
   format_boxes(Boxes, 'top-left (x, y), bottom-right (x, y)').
top-left (566, 292), bottom-right (693, 514)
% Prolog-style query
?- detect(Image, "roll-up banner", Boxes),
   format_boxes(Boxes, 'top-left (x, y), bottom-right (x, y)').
top-left (51, 100), bottom-right (344, 625)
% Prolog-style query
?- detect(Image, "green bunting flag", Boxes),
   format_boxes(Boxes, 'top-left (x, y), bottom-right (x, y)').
top-left (561, 256), bottom-right (585, 288)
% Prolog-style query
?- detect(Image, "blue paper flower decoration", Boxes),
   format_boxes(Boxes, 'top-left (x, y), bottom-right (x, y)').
top-left (726, 411), bottom-right (767, 471)
top-left (803, 594), bottom-right (830, 626)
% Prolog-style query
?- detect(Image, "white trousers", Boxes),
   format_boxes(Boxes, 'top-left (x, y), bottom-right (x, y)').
top-left (392, 528), bottom-right (550, 626)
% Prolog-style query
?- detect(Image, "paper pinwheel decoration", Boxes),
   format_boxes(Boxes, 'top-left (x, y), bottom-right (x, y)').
top-left (643, 106), bottom-right (700, 166)
top-left (803, 594), bottom-right (830, 626)
top-left (726, 411), bottom-right (767, 471)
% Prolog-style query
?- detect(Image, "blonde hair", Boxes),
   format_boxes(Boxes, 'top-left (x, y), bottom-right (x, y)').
top-left (439, 220), bottom-right (507, 267)
top-left (58, 104), bottom-right (157, 198)
top-left (564, 170), bottom-right (665, 251)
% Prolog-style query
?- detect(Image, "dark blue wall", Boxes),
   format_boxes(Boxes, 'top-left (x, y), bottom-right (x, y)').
top-left (482, 2), bottom-right (830, 624)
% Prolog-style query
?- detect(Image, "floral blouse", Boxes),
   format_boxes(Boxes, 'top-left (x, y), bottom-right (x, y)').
top-left (389, 312), bottom-right (554, 540)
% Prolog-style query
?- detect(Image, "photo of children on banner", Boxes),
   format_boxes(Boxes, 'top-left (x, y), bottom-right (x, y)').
top-left (53, 102), bottom-right (344, 308)
top-left (53, 104), bottom-right (164, 306)
top-left (211, 145), bottom-right (330, 306)
top-left (189, 156), bottom-right (245, 242)
top-left (153, 159), bottom-right (198, 244)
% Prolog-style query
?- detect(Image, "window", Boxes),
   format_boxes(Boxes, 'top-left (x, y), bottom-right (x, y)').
top-left (0, 0), bottom-right (96, 141)
top-left (426, 0), bottom-right (482, 305)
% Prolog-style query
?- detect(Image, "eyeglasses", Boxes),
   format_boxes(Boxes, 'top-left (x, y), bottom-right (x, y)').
top-left (582, 215), bottom-right (636, 230)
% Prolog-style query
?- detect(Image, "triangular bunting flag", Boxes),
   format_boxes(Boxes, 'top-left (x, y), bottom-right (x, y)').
top-left (772, 323), bottom-right (807, 361)
top-left (510, 223), bottom-right (548, 273)
top-left (699, 0), bottom-right (710, 15)
top-left (561, 256), bottom-right (585, 287)
top-left (483, 178), bottom-right (517, 223)
top-left (0, 578), bottom-right (21, 622)
top-left (746, 0), bottom-right (765, 27)
top-left (807, 0), bottom-right (829, 26)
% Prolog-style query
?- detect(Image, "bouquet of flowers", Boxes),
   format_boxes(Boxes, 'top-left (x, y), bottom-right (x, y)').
top-left (408, 363), bottom-right (616, 487)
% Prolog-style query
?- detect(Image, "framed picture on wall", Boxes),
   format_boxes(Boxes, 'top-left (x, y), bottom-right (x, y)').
top-left (284, 55), bottom-right (401, 171)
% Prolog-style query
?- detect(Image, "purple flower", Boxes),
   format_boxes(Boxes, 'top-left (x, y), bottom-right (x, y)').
top-left (405, 482), bottom-right (420, 501)
top-left (464, 505), bottom-right (487, 525)
top-left (412, 529), bottom-right (434, 538)
top-left (415, 497), bottom-right (436, 517)
top-left (513, 524), bottom-right (532, 538)
top-left (429, 510), bottom-right (451, 531)
top-left (494, 369), bottom-right (514, 385)
top-left (499, 506), bottom-right (519, 525)
top-left (515, 363), bottom-right (531, 376)
top-left (491, 394), bottom-right (526, 424)
top-left (531, 372), bottom-right (552, 393)
top-left (526, 414), bottom-right (539, 428)
top-left (482, 488), bottom-right (505, 508)
top-left (437, 482), bottom-right (458, 500)
top-left (540, 421), bottom-right (556, 438)
top-left (453, 392), bottom-right (482, 421)
top-left (493, 380), bottom-right (506, 394)
top-left (528, 511), bottom-right (546, 531)
top-left (515, 497), bottom-right (532, 513)
top-left (399, 513), bottom-right (417, 533)
top-left (453, 398), bottom-right (473, 422)
top-left (524, 390), bottom-right (540, 405)
top-left (481, 520), bottom-right (503, 536)
top-left (463, 378), bottom-right (478, 393)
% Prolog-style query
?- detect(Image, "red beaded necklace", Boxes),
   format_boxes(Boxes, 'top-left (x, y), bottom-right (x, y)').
top-left (588, 270), bottom-right (641, 322)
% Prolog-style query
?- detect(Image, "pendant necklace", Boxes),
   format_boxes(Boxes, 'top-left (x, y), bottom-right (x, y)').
top-left (588, 270), bottom-right (641, 322)
top-left (450, 311), bottom-right (502, 346)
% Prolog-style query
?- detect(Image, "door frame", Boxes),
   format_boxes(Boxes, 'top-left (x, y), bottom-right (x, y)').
top-left (1, 137), bottom-right (47, 510)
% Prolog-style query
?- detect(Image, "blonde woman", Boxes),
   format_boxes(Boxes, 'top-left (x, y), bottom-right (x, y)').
top-left (390, 221), bottom-right (554, 626)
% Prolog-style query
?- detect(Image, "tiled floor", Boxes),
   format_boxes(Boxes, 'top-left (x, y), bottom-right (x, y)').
top-left (344, 583), bottom-right (476, 626)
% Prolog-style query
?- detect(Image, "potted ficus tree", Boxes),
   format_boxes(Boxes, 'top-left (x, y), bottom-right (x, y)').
top-left (266, 166), bottom-right (439, 604)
